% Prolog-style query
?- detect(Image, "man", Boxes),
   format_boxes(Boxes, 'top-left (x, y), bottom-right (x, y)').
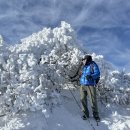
top-left (80, 55), bottom-right (100, 121)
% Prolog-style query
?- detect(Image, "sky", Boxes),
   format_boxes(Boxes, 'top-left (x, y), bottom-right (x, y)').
top-left (0, 0), bottom-right (130, 72)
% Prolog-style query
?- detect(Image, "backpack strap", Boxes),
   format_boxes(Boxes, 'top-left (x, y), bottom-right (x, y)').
top-left (90, 63), bottom-right (94, 74)
top-left (90, 62), bottom-right (100, 84)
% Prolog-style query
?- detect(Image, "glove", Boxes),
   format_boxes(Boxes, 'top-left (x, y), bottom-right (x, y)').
top-left (86, 75), bottom-right (92, 80)
top-left (69, 76), bottom-right (76, 82)
top-left (70, 76), bottom-right (74, 79)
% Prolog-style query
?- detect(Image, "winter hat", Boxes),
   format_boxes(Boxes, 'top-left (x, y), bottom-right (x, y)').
top-left (82, 55), bottom-right (92, 63)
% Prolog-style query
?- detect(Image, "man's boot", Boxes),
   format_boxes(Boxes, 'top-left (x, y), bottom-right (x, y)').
top-left (81, 111), bottom-right (89, 120)
top-left (93, 112), bottom-right (100, 122)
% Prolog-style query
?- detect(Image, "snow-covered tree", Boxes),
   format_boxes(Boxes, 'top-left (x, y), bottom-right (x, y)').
top-left (0, 21), bottom-right (130, 116)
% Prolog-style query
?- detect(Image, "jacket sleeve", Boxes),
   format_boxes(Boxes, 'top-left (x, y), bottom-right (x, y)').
top-left (91, 63), bottom-right (100, 79)
top-left (70, 62), bottom-right (83, 78)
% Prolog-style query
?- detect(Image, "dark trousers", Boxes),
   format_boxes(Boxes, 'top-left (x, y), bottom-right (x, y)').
top-left (80, 86), bottom-right (99, 116)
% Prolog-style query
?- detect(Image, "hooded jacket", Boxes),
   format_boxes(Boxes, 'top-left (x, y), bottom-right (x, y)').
top-left (80, 61), bottom-right (100, 86)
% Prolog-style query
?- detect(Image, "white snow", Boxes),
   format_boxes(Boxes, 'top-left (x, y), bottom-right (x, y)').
top-left (0, 89), bottom-right (130, 130)
top-left (0, 21), bottom-right (130, 130)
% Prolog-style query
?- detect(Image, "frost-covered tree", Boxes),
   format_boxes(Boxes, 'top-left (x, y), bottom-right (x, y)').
top-left (0, 22), bottom-right (83, 115)
top-left (0, 21), bottom-right (130, 116)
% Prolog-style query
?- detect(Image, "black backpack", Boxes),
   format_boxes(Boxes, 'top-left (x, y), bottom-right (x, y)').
top-left (90, 63), bottom-right (100, 84)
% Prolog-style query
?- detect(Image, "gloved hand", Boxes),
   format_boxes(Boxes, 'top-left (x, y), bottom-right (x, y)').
top-left (69, 76), bottom-right (76, 82)
top-left (86, 75), bottom-right (92, 80)
top-left (70, 76), bottom-right (74, 79)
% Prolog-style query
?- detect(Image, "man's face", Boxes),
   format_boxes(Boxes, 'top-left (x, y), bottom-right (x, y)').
top-left (82, 59), bottom-right (87, 65)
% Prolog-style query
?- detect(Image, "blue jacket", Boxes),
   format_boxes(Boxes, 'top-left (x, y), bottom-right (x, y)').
top-left (80, 61), bottom-right (100, 86)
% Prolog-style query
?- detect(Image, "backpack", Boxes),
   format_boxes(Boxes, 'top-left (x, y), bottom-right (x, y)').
top-left (90, 63), bottom-right (100, 84)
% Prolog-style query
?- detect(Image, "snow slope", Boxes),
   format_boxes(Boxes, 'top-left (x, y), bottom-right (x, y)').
top-left (0, 87), bottom-right (130, 130)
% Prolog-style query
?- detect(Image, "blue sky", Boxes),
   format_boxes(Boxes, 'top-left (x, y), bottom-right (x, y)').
top-left (0, 0), bottom-right (130, 72)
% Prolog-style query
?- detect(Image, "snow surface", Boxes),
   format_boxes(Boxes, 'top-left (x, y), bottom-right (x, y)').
top-left (0, 22), bottom-right (130, 130)
top-left (0, 87), bottom-right (130, 130)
